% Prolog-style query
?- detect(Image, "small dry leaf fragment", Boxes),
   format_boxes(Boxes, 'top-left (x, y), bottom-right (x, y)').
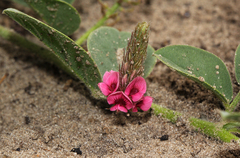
top-left (86, 60), bottom-right (91, 65)
top-left (63, 79), bottom-right (73, 91)
top-left (0, 73), bottom-right (9, 85)
top-left (198, 76), bottom-right (205, 82)
top-left (76, 57), bottom-right (81, 62)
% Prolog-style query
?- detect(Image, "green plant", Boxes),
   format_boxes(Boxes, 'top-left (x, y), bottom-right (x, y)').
top-left (0, 0), bottom-right (140, 97)
top-left (221, 111), bottom-right (240, 134)
top-left (154, 44), bottom-right (240, 142)
top-left (13, 0), bottom-right (80, 35)
top-left (154, 45), bottom-right (240, 112)
top-left (1, 1), bottom-right (240, 146)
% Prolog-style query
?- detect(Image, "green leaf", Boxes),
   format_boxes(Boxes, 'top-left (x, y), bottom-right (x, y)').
top-left (87, 26), bottom-right (157, 78)
top-left (62, 0), bottom-right (75, 4)
top-left (25, 0), bottom-right (80, 35)
top-left (223, 122), bottom-right (240, 133)
top-left (12, 0), bottom-right (28, 6)
top-left (3, 8), bottom-right (101, 96)
top-left (154, 45), bottom-right (233, 104)
top-left (144, 46), bottom-right (156, 77)
top-left (235, 44), bottom-right (240, 84)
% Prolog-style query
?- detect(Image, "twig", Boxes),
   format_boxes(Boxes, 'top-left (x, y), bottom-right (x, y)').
top-left (0, 73), bottom-right (9, 85)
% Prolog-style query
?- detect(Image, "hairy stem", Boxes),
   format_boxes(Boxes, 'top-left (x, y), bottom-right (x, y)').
top-left (151, 103), bottom-right (239, 143)
top-left (151, 103), bottom-right (181, 123)
top-left (228, 91), bottom-right (240, 112)
top-left (75, 2), bottom-right (121, 45)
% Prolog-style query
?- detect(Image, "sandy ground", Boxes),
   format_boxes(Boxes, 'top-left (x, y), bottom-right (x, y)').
top-left (1, 0), bottom-right (240, 157)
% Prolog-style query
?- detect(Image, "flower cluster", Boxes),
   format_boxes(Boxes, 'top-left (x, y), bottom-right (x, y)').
top-left (98, 22), bottom-right (152, 113)
top-left (98, 70), bottom-right (152, 113)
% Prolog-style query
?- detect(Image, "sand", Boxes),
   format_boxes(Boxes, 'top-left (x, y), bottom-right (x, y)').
top-left (1, 0), bottom-right (240, 157)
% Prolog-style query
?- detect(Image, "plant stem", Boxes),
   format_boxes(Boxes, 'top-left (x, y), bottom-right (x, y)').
top-left (223, 102), bottom-right (230, 111)
top-left (0, 24), bottom-right (76, 78)
top-left (151, 103), bottom-right (240, 143)
top-left (75, 2), bottom-right (121, 45)
top-left (189, 117), bottom-right (239, 143)
top-left (151, 103), bottom-right (181, 123)
top-left (228, 91), bottom-right (240, 112)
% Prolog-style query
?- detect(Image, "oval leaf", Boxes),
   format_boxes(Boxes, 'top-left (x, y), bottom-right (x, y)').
top-left (234, 44), bottom-right (240, 84)
top-left (154, 45), bottom-right (233, 104)
top-left (87, 27), bottom-right (157, 78)
top-left (25, 0), bottom-right (80, 35)
top-left (3, 8), bottom-right (101, 95)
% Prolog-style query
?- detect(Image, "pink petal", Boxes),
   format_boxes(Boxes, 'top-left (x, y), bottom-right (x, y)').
top-left (110, 104), bottom-right (128, 113)
top-left (125, 77), bottom-right (146, 102)
top-left (99, 71), bottom-right (119, 96)
top-left (110, 70), bottom-right (116, 73)
top-left (103, 70), bottom-right (118, 83)
top-left (118, 106), bottom-right (128, 112)
top-left (131, 92), bottom-right (144, 103)
top-left (98, 82), bottom-right (111, 96)
top-left (107, 91), bottom-right (121, 104)
top-left (110, 104), bottom-right (118, 111)
top-left (123, 92), bottom-right (134, 110)
top-left (132, 107), bottom-right (138, 112)
top-left (107, 91), bottom-right (133, 110)
top-left (125, 104), bottom-right (134, 110)
top-left (102, 71), bottom-right (111, 83)
top-left (137, 96), bottom-right (153, 111)
top-left (105, 71), bottom-right (119, 92)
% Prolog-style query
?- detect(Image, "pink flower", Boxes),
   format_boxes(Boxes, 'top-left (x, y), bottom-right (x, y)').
top-left (132, 96), bottom-right (153, 112)
top-left (98, 70), bottom-right (152, 113)
top-left (107, 91), bottom-right (133, 113)
top-left (125, 76), bottom-right (146, 102)
top-left (98, 70), bottom-right (119, 96)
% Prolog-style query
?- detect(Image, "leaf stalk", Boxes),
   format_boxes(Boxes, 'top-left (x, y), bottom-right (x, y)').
top-left (75, 2), bottom-right (121, 45)
top-left (228, 91), bottom-right (240, 111)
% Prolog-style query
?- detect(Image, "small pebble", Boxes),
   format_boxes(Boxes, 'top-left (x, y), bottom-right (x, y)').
top-left (159, 135), bottom-right (169, 141)
top-left (71, 148), bottom-right (82, 155)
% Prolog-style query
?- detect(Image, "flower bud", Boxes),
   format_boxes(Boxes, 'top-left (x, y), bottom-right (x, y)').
top-left (122, 74), bottom-right (128, 88)
top-left (130, 70), bottom-right (136, 81)
top-left (119, 22), bottom-right (150, 90)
